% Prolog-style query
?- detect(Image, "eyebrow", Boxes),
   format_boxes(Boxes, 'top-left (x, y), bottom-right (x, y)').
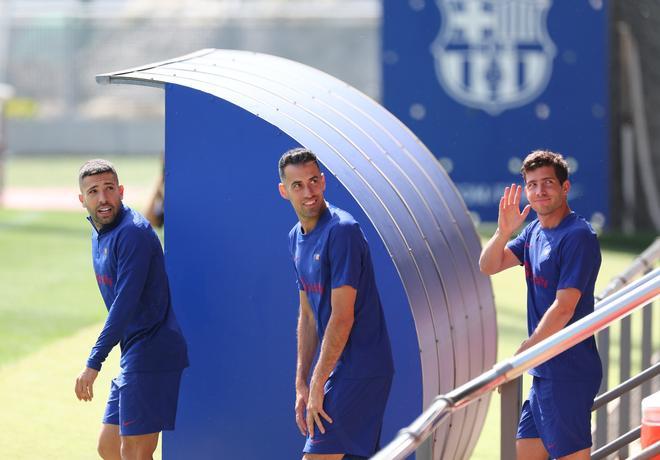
top-left (85, 181), bottom-right (115, 191)
top-left (526, 176), bottom-right (555, 183)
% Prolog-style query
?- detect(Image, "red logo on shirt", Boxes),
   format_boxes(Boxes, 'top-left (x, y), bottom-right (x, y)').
top-left (96, 274), bottom-right (113, 287)
top-left (301, 277), bottom-right (324, 294)
top-left (524, 261), bottom-right (548, 288)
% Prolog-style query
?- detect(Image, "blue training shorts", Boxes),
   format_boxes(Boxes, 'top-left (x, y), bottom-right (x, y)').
top-left (103, 369), bottom-right (184, 436)
top-left (303, 375), bottom-right (392, 459)
top-left (517, 376), bottom-right (600, 458)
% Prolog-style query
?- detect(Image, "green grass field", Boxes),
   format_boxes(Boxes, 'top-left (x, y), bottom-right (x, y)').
top-left (0, 155), bottom-right (656, 459)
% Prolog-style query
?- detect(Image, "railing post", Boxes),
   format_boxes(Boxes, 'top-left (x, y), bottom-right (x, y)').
top-left (500, 376), bottom-right (522, 460)
top-left (641, 302), bottom-right (653, 398)
top-left (596, 328), bottom-right (610, 449)
top-left (619, 316), bottom-right (632, 458)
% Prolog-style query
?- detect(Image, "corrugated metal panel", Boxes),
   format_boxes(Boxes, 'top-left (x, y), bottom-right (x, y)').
top-left (97, 48), bottom-right (496, 459)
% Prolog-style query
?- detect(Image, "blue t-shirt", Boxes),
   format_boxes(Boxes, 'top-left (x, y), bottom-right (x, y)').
top-left (507, 212), bottom-right (602, 381)
top-left (289, 204), bottom-right (394, 379)
top-left (87, 204), bottom-right (189, 373)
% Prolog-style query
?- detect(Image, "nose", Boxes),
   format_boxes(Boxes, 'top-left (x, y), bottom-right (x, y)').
top-left (302, 183), bottom-right (314, 197)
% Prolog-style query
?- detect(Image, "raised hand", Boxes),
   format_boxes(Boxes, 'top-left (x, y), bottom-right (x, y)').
top-left (498, 184), bottom-right (531, 236)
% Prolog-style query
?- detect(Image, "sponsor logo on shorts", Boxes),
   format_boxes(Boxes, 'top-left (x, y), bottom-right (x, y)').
top-left (122, 420), bottom-right (137, 427)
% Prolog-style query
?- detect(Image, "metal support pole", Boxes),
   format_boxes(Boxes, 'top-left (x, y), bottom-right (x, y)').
top-left (641, 303), bottom-right (653, 398)
top-left (595, 328), bottom-right (610, 449)
top-left (500, 377), bottom-right (522, 460)
top-left (619, 316), bottom-right (632, 459)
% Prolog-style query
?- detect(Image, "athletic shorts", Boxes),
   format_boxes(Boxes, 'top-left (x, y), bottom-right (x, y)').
top-left (303, 375), bottom-right (392, 459)
top-left (517, 376), bottom-right (600, 458)
top-left (102, 369), bottom-right (184, 436)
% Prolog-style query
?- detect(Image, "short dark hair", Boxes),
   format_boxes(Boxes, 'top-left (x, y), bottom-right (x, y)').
top-left (78, 159), bottom-right (119, 187)
top-left (278, 147), bottom-right (321, 181)
top-left (521, 150), bottom-right (569, 184)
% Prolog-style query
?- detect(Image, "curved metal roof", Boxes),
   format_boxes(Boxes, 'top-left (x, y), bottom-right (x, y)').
top-left (97, 49), bottom-right (496, 459)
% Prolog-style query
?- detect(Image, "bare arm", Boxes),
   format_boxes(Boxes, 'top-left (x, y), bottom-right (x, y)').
top-left (306, 285), bottom-right (356, 437)
top-left (479, 184), bottom-right (531, 274)
top-left (294, 291), bottom-right (318, 436)
top-left (516, 288), bottom-right (582, 354)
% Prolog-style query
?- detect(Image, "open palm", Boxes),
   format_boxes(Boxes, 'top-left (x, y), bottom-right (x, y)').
top-left (498, 184), bottom-right (531, 235)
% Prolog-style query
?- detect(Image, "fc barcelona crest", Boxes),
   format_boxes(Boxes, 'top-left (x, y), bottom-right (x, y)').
top-left (432, 0), bottom-right (556, 115)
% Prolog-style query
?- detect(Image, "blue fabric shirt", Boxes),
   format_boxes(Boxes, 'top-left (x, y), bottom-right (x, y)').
top-left (289, 204), bottom-right (394, 379)
top-left (87, 204), bottom-right (189, 373)
top-left (507, 212), bottom-right (602, 381)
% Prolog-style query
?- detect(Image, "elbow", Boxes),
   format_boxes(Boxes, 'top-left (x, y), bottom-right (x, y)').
top-left (336, 314), bottom-right (354, 333)
top-left (478, 257), bottom-right (496, 275)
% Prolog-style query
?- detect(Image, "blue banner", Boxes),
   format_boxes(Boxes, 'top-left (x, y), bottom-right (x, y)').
top-left (383, 0), bottom-right (609, 226)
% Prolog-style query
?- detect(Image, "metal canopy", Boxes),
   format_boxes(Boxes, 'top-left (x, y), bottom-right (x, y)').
top-left (97, 49), bottom-right (496, 459)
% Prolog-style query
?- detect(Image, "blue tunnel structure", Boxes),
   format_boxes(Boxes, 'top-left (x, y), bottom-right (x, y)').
top-left (97, 49), bottom-right (497, 459)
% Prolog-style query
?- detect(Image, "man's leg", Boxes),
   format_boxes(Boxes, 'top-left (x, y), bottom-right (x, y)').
top-left (120, 432), bottom-right (159, 460)
top-left (303, 454), bottom-right (344, 460)
top-left (559, 447), bottom-right (591, 460)
top-left (97, 423), bottom-right (121, 460)
top-left (516, 437), bottom-right (549, 460)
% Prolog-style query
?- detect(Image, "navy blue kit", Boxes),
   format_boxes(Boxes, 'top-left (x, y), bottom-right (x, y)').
top-left (289, 204), bottom-right (394, 458)
top-left (87, 204), bottom-right (188, 435)
top-left (508, 212), bottom-right (602, 457)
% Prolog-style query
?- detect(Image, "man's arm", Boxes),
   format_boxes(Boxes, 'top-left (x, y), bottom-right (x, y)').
top-left (515, 288), bottom-right (581, 354)
top-left (306, 285), bottom-right (356, 437)
top-left (295, 290), bottom-right (318, 436)
top-left (75, 227), bottom-right (151, 402)
top-left (479, 184), bottom-right (531, 275)
top-left (86, 228), bottom-right (151, 371)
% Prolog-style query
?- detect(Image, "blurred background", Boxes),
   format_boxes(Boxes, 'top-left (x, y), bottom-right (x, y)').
top-left (0, 1), bottom-right (657, 459)
top-left (0, 0), bottom-right (658, 233)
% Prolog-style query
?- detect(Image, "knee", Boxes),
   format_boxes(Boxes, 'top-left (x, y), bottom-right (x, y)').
top-left (120, 435), bottom-right (158, 460)
top-left (97, 439), bottom-right (117, 460)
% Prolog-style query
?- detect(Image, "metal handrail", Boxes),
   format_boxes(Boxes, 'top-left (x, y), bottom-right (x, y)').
top-left (591, 426), bottom-right (642, 460)
top-left (592, 362), bottom-right (660, 410)
top-left (628, 440), bottom-right (660, 460)
top-left (596, 237), bottom-right (660, 301)
top-left (371, 268), bottom-right (660, 460)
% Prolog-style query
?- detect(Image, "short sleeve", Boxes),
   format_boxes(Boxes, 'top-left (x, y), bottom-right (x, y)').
top-left (557, 229), bottom-right (601, 292)
top-left (328, 222), bottom-right (364, 289)
top-left (506, 224), bottom-right (530, 264)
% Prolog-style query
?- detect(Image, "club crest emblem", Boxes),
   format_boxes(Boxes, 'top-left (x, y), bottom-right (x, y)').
top-left (431, 0), bottom-right (556, 115)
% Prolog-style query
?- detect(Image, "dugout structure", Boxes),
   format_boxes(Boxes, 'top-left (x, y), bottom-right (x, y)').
top-left (97, 49), bottom-right (496, 460)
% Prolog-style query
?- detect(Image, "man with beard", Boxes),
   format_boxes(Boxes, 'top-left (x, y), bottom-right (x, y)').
top-left (75, 159), bottom-right (188, 459)
top-left (278, 148), bottom-right (394, 460)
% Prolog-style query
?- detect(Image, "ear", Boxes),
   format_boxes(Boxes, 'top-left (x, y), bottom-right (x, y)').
top-left (78, 193), bottom-right (84, 206)
top-left (320, 172), bottom-right (326, 191)
top-left (562, 180), bottom-right (570, 196)
top-left (278, 182), bottom-right (289, 200)
top-left (119, 184), bottom-right (125, 200)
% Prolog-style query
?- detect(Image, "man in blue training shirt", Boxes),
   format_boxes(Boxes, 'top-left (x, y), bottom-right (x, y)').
top-left (278, 148), bottom-right (394, 460)
top-left (75, 159), bottom-right (188, 460)
top-left (480, 150), bottom-right (602, 459)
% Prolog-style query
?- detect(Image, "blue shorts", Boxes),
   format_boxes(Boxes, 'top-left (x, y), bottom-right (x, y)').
top-left (103, 369), bottom-right (184, 436)
top-left (303, 375), bottom-right (392, 458)
top-left (517, 376), bottom-right (600, 458)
